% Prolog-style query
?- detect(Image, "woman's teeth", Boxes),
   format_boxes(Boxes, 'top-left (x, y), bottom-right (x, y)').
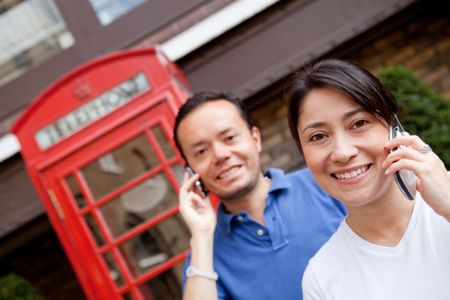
top-left (334, 166), bottom-right (368, 180)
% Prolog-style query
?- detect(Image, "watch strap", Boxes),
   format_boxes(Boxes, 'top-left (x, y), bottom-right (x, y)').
top-left (186, 266), bottom-right (218, 281)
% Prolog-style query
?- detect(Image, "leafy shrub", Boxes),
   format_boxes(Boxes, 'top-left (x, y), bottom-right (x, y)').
top-left (0, 274), bottom-right (44, 300)
top-left (378, 66), bottom-right (450, 168)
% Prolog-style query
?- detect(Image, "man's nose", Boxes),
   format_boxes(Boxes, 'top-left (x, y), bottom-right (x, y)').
top-left (329, 135), bottom-right (358, 162)
top-left (211, 142), bottom-right (231, 164)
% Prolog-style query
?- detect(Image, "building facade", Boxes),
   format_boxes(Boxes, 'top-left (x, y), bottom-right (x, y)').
top-left (0, 0), bottom-right (449, 298)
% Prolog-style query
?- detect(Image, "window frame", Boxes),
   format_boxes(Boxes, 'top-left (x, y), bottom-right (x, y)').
top-left (0, 0), bottom-right (207, 121)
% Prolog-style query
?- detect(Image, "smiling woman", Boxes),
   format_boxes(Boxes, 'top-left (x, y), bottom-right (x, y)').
top-left (286, 59), bottom-right (450, 300)
top-left (297, 87), bottom-right (392, 208)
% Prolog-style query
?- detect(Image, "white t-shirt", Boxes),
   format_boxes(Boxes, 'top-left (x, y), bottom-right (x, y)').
top-left (302, 194), bottom-right (450, 300)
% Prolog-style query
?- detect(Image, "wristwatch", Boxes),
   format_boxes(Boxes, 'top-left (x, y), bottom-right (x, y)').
top-left (186, 266), bottom-right (218, 281)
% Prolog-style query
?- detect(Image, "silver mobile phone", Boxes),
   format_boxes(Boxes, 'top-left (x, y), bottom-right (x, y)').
top-left (185, 165), bottom-right (206, 197)
top-left (389, 116), bottom-right (416, 200)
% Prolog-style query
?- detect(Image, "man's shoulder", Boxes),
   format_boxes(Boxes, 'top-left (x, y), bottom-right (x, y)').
top-left (285, 167), bottom-right (326, 193)
top-left (268, 167), bottom-right (347, 215)
top-left (267, 167), bottom-right (314, 184)
top-left (266, 167), bottom-right (324, 196)
top-left (286, 167), bottom-right (314, 180)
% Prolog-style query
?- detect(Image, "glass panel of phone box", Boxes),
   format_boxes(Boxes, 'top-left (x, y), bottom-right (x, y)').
top-left (64, 125), bottom-right (188, 299)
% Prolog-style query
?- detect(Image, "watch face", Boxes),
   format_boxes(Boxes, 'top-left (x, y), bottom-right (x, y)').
top-left (185, 266), bottom-right (218, 280)
top-left (186, 266), bottom-right (194, 277)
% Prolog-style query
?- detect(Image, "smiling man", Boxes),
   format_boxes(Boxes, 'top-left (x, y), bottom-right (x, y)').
top-left (173, 91), bottom-right (346, 300)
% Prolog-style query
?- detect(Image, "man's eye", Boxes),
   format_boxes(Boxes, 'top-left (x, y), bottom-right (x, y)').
top-left (194, 149), bottom-right (206, 157)
top-left (226, 135), bottom-right (236, 141)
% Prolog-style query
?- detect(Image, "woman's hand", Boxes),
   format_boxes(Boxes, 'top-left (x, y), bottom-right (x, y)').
top-left (178, 172), bottom-right (217, 237)
top-left (383, 133), bottom-right (450, 222)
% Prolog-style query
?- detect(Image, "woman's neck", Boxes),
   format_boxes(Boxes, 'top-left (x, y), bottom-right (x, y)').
top-left (345, 184), bottom-right (415, 247)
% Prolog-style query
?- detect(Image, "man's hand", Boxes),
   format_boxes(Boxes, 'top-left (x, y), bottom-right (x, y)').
top-left (179, 172), bottom-right (219, 300)
top-left (179, 171), bottom-right (217, 238)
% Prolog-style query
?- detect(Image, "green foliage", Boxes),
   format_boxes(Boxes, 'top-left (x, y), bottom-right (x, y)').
top-left (0, 274), bottom-right (44, 300)
top-left (378, 66), bottom-right (450, 168)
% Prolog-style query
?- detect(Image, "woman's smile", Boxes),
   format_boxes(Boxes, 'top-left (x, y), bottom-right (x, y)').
top-left (332, 164), bottom-right (371, 180)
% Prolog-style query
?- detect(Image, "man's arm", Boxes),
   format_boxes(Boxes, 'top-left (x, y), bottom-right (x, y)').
top-left (183, 233), bottom-right (218, 300)
top-left (179, 172), bottom-right (219, 300)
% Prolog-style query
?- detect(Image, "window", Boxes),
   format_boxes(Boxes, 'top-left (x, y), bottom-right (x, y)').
top-left (88, 0), bottom-right (148, 26)
top-left (0, 0), bottom-right (75, 87)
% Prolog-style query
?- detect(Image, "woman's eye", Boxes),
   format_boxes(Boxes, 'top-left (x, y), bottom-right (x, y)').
top-left (353, 119), bottom-right (368, 129)
top-left (310, 133), bottom-right (325, 142)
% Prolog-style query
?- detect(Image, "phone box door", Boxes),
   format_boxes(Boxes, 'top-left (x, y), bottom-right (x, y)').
top-left (12, 48), bottom-right (193, 299)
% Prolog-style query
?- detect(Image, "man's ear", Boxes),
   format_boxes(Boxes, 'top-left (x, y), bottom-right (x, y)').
top-left (251, 127), bottom-right (262, 153)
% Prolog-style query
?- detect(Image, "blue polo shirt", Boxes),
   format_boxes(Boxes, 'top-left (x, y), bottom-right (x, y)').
top-left (183, 168), bottom-right (346, 300)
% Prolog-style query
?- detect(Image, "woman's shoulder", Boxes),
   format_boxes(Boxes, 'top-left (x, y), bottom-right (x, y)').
top-left (302, 222), bottom-right (349, 297)
top-left (307, 221), bottom-right (348, 270)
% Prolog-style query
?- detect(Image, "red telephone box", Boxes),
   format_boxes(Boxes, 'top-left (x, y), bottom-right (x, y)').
top-left (12, 48), bottom-right (197, 299)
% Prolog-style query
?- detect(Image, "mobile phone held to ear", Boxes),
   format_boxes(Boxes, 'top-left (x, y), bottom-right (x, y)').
top-left (389, 116), bottom-right (417, 200)
top-left (185, 165), bottom-right (207, 197)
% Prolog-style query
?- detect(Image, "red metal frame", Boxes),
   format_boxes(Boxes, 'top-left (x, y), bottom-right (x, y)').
top-left (12, 48), bottom-right (210, 299)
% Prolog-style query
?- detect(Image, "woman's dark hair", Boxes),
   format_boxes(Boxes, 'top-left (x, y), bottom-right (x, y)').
top-left (173, 91), bottom-right (254, 159)
top-left (286, 59), bottom-right (398, 152)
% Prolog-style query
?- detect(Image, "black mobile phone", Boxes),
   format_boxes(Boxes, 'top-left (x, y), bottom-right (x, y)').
top-left (185, 165), bottom-right (206, 197)
top-left (389, 116), bottom-right (416, 200)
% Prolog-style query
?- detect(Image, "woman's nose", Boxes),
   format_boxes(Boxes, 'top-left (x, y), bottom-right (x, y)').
top-left (329, 136), bottom-right (358, 162)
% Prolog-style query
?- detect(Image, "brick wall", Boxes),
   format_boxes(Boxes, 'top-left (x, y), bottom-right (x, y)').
top-left (349, 16), bottom-right (450, 99)
top-left (251, 4), bottom-right (450, 173)
top-left (252, 96), bottom-right (304, 172)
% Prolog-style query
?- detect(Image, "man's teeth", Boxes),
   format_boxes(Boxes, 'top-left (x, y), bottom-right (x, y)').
top-left (219, 166), bottom-right (240, 179)
top-left (335, 166), bottom-right (368, 180)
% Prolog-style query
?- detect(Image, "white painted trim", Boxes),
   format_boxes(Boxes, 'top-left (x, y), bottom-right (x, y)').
top-left (160, 0), bottom-right (280, 61)
top-left (0, 0), bottom-right (280, 163)
top-left (0, 134), bottom-right (20, 162)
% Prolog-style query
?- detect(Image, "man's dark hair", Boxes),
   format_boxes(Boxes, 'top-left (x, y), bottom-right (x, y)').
top-left (286, 59), bottom-right (398, 152)
top-left (173, 91), bottom-right (254, 159)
